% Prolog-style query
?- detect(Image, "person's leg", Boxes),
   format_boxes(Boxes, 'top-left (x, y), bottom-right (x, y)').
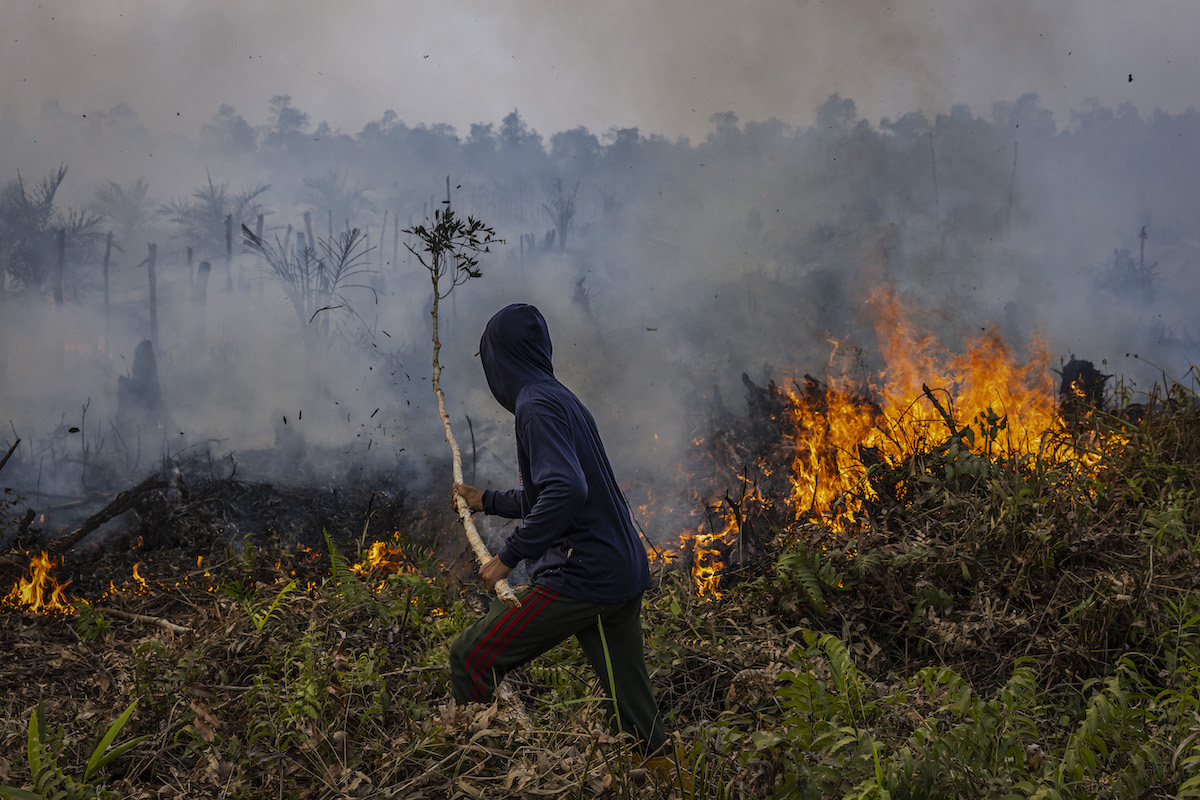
top-left (575, 594), bottom-right (667, 756)
top-left (449, 585), bottom-right (609, 704)
top-left (450, 585), bottom-right (562, 703)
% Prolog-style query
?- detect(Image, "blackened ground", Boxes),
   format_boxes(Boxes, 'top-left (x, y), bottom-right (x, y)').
top-left (2, 450), bottom-right (469, 604)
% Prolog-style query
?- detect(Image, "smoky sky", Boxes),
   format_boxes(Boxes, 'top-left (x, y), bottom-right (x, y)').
top-left (2, 0), bottom-right (1199, 515)
top-left (3, 0), bottom-right (1197, 144)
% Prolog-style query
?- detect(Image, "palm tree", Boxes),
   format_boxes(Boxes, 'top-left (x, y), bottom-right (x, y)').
top-left (159, 172), bottom-right (270, 258)
top-left (296, 170), bottom-right (374, 237)
top-left (0, 164), bottom-right (103, 296)
top-left (93, 178), bottom-right (153, 255)
top-left (542, 179), bottom-right (580, 251)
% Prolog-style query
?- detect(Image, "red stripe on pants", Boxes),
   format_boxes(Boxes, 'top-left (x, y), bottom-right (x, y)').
top-left (464, 586), bottom-right (558, 700)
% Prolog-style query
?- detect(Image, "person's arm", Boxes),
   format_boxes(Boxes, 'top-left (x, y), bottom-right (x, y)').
top-left (452, 483), bottom-right (518, 590)
top-left (453, 483), bottom-right (526, 518)
top-left (496, 400), bottom-right (587, 568)
top-left (483, 489), bottom-right (527, 518)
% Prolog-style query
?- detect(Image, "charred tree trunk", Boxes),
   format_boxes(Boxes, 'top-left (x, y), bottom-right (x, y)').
top-left (393, 209), bottom-right (400, 271)
top-left (116, 339), bottom-right (167, 447)
top-left (224, 213), bottom-right (234, 291)
top-left (47, 473), bottom-right (169, 554)
top-left (1005, 141), bottom-right (1018, 240)
top-left (195, 260), bottom-right (211, 307)
top-left (146, 243), bottom-right (158, 346)
top-left (195, 260), bottom-right (211, 347)
top-left (380, 210), bottom-right (389, 266)
top-left (53, 228), bottom-right (65, 306)
top-left (929, 130), bottom-right (939, 216)
top-left (103, 231), bottom-right (113, 351)
top-left (0, 438), bottom-right (19, 476)
top-left (255, 214), bottom-right (265, 303)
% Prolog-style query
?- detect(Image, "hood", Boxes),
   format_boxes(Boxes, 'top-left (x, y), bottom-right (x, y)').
top-left (479, 304), bottom-right (556, 412)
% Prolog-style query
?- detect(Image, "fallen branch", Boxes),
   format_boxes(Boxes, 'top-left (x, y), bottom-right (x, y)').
top-left (98, 607), bottom-right (193, 633)
top-left (47, 475), bottom-right (168, 554)
top-left (386, 748), bottom-right (462, 796)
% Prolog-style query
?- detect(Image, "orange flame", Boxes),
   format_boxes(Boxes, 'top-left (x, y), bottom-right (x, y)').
top-left (132, 562), bottom-right (150, 593)
top-left (105, 562), bottom-right (153, 598)
top-left (677, 285), bottom-right (1119, 595)
top-left (351, 540), bottom-right (410, 578)
top-left (775, 287), bottom-right (1065, 532)
top-left (3, 552), bottom-right (75, 614)
top-left (869, 287), bottom-right (1057, 455)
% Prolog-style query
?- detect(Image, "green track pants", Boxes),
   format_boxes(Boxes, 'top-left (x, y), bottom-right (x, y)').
top-left (449, 585), bottom-right (667, 755)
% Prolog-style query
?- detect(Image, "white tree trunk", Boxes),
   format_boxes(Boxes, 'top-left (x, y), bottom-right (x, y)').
top-left (431, 293), bottom-right (520, 609)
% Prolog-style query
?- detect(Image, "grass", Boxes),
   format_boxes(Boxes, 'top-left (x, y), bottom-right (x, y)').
top-left (1, 383), bottom-right (1198, 798)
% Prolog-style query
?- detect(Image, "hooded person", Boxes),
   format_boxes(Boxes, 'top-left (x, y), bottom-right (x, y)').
top-left (449, 303), bottom-right (667, 757)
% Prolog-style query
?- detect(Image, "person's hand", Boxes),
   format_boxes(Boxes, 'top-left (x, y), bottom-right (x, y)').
top-left (452, 483), bottom-right (484, 512)
top-left (479, 556), bottom-right (513, 594)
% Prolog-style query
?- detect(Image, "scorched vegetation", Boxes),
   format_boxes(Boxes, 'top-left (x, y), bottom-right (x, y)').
top-left (2, 361), bottom-right (1199, 799)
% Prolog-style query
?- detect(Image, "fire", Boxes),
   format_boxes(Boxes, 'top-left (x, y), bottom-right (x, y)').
top-left (869, 288), bottom-right (1058, 457)
top-left (773, 287), bottom-right (1065, 532)
top-left (104, 561), bottom-right (155, 598)
top-left (350, 533), bottom-right (431, 591)
top-left (338, 533), bottom-right (448, 606)
top-left (677, 285), bottom-right (1120, 595)
top-left (132, 562), bottom-right (150, 593)
top-left (64, 333), bottom-right (107, 356)
top-left (3, 551), bottom-right (75, 614)
top-left (353, 541), bottom-right (397, 575)
top-left (782, 375), bottom-right (889, 532)
top-left (691, 526), bottom-right (725, 598)
top-left (691, 504), bottom-right (737, 599)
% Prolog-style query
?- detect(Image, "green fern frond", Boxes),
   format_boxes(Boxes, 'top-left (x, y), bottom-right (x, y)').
top-left (323, 529), bottom-right (374, 613)
top-left (819, 633), bottom-right (860, 703)
top-left (245, 580), bottom-right (297, 632)
top-left (796, 560), bottom-right (827, 616)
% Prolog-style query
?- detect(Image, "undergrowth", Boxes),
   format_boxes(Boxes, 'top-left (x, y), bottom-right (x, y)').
top-left (1, 385), bottom-right (1199, 798)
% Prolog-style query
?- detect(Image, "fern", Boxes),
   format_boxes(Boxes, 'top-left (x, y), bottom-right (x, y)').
top-left (777, 666), bottom-right (831, 749)
top-left (24, 703), bottom-right (76, 800)
top-left (243, 579), bottom-right (296, 632)
top-left (795, 559), bottom-right (827, 616)
top-left (323, 529), bottom-right (375, 615)
top-left (819, 632), bottom-right (863, 713)
top-left (776, 550), bottom-right (844, 617)
top-left (247, 624), bottom-right (330, 753)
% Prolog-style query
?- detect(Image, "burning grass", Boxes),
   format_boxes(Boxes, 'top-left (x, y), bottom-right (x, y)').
top-left (2, 337), bottom-right (1200, 796)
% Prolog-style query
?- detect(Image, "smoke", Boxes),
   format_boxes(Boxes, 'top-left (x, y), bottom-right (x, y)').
top-left (5, 1), bottom-right (1198, 145)
top-left (2, 3), bottom-right (1199, 542)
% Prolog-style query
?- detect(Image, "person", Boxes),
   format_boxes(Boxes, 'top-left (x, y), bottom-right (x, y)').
top-left (448, 303), bottom-right (667, 758)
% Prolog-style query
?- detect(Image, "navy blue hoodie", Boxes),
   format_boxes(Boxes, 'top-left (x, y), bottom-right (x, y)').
top-left (478, 304), bottom-right (651, 605)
